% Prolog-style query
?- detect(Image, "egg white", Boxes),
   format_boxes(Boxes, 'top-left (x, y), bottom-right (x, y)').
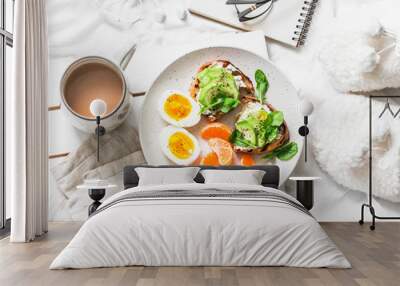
top-left (160, 126), bottom-right (200, 165)
top-left (158, 90), bottom-right (201, 127)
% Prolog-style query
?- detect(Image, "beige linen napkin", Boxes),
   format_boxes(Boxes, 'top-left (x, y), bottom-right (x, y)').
top-left (51, 123), bottom-right (146, 197)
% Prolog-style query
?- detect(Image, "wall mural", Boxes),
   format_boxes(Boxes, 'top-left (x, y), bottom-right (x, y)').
top-left (47, 0), bottom-right (303, 220)
top-left (48, 0), bottom-right (400, 221)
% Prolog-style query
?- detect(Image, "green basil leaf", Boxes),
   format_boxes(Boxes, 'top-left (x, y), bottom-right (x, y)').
top-left (223, 97), bottom-right (236, 105)
top-left (220, 105), bottom-right (231, 113)
top-left (224, 97), bottom-right (239, 107)
top-left (201, 97), bottom-right (224, 113)
top-left (255, 69), bottom-right (267, 84)
top-left (257, 83), bottom-right (267, 104)
top-left (220, 98), bottom-right (238, 113)
top-left (255, 69), bottom-right (269, 104)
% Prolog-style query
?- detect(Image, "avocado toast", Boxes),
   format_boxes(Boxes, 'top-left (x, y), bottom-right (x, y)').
top-left (229, 68), bottom-right (297, 159)
top-left (230, 100), bottom-right (290, 154)
top-left (189, 60), bottom-right (254, 121)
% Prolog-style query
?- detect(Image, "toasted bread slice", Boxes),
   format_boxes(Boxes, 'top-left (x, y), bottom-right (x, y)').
top-left (189, 60), bottom-right (254, 121)
top-left (233, 99), bottom-right (289, 154)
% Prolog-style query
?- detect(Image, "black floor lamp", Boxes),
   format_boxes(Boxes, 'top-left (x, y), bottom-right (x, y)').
top-left (298, 98), bottom-right (314, 162)
top-left (90, 99), bottom-right (107, 162)
top-left (359, 96), bottom-right (400, 230)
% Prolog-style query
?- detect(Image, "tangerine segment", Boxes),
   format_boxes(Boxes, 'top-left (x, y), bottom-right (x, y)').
top-left (200, 123), bottom-right (232, 141)
top-left (208, 138), bottom-right (233, 166)
top-left (200, 152), bottom-right (219, 166)
top-left (241, 154), bottom-right (255, 166)
top-left (192, 156), bottom-right (202, 166)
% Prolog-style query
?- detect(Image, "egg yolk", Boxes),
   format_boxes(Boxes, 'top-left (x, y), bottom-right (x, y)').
top-left (164, 94), bottom-right (192, 121)
top-left (168, 131), bottom-right (195, 159)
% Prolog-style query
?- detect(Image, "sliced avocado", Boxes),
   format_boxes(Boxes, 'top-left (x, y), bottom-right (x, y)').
top-left (198, 66), bottom-right (225, 87)
top-left (257, 128), bottom-right (267, 147)
top-left (197, 66), bottom-right (240, 114)
top-left (244, 115), bottom-right (259, 129)
top-left (236, 121), bottom-right (257, 146)
top-left (266, 127), bottom-right (279, 143)
top-left (198, 83), bottom-right (220, 106)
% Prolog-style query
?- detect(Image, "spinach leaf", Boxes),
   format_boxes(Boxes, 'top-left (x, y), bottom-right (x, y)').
top-left (262, 152), bottom-right (276, 160)
top-left (209, 97), bottom-right (224, 107)
top-left (255, 69), bottom-right (269, 104)
top-left (220, 106), bottom-right (230, 113)
top-left (221, 97), bottom-right (240, 113)
top-left (200, 96), bottom-right (224, 114)
top-left (262, 142), bottom-right (298, 161)
top-left (201, 95), bottom-right (240, 114)
top-left (271, 111), bottom-right (284, 126)
top-left (262, 113), bottom-right (273, 127)
top-left (229, 129), bottom-right (238, 142)
top-left (274, 142), bottom-right (298, 161)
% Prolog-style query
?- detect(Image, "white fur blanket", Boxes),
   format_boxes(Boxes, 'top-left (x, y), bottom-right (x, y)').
top-left (268, 0), bottom-right (400, 202)
top-left (313, 0), bottom-right (400, 201)
top-left (318, 0), bottom-right (400, 93)
top-left (312, 95), bottom-right (400, 202)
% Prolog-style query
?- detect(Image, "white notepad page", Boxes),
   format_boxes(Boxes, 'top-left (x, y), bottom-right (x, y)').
top-left (189, 0), bottom-right (316, 47)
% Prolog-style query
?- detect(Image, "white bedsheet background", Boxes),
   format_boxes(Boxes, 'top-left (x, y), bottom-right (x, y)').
top-left (47, 0), bottom-right (400, 221)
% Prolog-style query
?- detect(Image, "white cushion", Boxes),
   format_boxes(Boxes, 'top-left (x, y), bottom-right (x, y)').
top-left (200, 169), bottom-right (266, 185)
top-left (135, 167), bottom-right (200, 186)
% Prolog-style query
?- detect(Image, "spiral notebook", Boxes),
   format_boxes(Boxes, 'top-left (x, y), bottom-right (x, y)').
top-left (189, 0), bottom-right (318, 48)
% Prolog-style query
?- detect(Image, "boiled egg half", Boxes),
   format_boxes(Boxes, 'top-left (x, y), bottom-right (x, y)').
top-left (160, 126), bottom-right (200, 165)
top-left (159, 90), bottom-right (201, 127)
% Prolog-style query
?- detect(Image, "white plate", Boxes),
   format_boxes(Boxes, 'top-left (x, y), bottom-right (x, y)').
top-left (139, 47), bottom-right (303, 186)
